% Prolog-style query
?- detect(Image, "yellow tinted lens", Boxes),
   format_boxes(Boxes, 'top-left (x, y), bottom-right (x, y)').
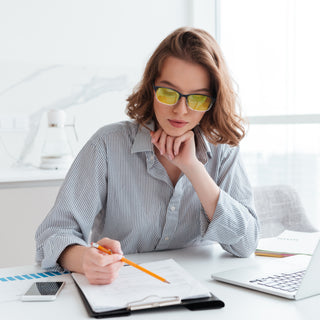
top-left (188, 95), bottom-right (212, 111)
top-left (156, 87), bottom-right (179, 105)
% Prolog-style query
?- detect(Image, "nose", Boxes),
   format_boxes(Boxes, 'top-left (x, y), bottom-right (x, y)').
top-left (173, 97), bottom-right (188, 114)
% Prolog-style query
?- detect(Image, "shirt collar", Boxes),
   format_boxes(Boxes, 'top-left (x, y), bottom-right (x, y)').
top-left (193, 125), bottom-right (212, 164)
top-left (131, 122), bottom-right (155, 153)
top-left (131, 121), bottom-right (212, 164)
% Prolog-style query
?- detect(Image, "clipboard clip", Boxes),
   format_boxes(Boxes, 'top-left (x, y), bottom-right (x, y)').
top-left (128, 295), bottom-right (181, 311)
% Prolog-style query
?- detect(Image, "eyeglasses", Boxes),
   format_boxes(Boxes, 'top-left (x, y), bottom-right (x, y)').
top-left (153, 85), bottom-right (215, 112)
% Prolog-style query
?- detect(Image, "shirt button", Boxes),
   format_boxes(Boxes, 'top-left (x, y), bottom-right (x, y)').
top-left (165, 237), bottom-right (169, 241)
top-left (170, 206), bottom-right (175, 211)
top-left (150, 155), bottom-right (154, 161)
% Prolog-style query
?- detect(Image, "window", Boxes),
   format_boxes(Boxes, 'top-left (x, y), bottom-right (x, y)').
top-left (219, 0), bottom-right (320, 228)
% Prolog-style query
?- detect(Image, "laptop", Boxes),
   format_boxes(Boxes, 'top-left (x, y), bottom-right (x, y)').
top-left (211, 240), bottom-right (320, 300)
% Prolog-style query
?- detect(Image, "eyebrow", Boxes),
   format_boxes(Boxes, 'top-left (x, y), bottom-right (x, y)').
top-left (158, 80), bottom-right (211, 94)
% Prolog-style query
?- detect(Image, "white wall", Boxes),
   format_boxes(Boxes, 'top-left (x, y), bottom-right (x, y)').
top-left (0, 0), bottom-right (190, 66)
top-left (0, 0), bottom-right (197, 168)
top-left (0, 0), bottom-right (216, 267)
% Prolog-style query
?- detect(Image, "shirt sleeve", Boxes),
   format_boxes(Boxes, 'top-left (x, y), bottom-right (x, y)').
top-left (200, 145), bottom-right (260, 257)
top-left (35, 135), bottom-right (108, 270)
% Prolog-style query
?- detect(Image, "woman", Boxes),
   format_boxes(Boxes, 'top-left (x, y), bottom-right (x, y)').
top-left (36, 27), bottom-right (259, 284)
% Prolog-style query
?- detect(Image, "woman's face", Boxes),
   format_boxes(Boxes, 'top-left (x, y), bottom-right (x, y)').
top-left (153, 56), bottom-right (211, 137)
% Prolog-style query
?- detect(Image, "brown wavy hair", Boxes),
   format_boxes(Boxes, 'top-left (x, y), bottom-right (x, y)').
top-left (126, 27), bottom-right (246, 146)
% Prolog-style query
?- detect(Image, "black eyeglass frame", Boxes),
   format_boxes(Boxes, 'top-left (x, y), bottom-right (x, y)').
top-left (153, 84), bottom-right (216, 112)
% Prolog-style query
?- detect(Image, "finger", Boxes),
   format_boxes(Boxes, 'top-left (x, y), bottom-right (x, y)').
top-left (150, 128), bottom-right (162, 144)
top-left (173, 138), bottom-right (182, 156)
top-left (86, 262), bottom-right (124, 285)
top-left (158, 130), bottom-right (168, 155)
top-left (173, 131), bottom-right (194, 156)
top-left (98, 237), bottom-right (123, 255)
top-left (165, 136), bottom-right (175, 160)
top-left (89, 276), bottom-right (118, 285)
top-left (98, 253), bottom-right (123, 267)
top-left (90, 260), bottom-right (124, 274)
top-left (84, 258), bottom-right (124, 280)
top-left (88, 271), bottom-right (121, 285)
top-left (89, 248), bottom-right (123, 267)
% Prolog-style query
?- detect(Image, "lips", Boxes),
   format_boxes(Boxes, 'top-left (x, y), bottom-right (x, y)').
top-left (168, 119), bottom-right (188, 128)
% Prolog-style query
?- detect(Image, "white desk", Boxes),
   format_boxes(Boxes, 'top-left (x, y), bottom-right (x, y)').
top-left (0, 244), bottom-right (318, 320)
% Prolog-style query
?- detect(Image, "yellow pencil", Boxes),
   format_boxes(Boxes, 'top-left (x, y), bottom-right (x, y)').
top-left (255, 252), bottom-right (293, 258)
top-left (91, 242), bottom-right (170, 284)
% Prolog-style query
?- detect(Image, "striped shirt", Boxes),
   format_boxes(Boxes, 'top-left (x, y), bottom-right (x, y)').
top-left (35, 120), bottom-right (259, 270)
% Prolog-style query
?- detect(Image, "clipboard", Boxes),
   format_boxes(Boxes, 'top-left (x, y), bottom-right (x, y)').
top-left (74, 280), bottom-right (225, 318)
top-left (72, 258), bottom-right (225, 318)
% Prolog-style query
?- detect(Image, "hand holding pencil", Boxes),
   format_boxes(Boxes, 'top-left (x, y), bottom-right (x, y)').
top-left (91, 242), bottom-right (170, 284)
top-left (80, 238), bottom-right (125, 285)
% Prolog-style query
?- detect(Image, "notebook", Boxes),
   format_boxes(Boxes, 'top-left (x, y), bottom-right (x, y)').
top-left (211, 240), bottom-right (320, 300)
top-left (255, 230), bottom-right (320, 257)
top-left (72, 258), bottom-right (224, 317)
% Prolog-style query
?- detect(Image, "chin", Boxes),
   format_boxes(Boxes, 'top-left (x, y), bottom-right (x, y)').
top-left (166, 127), bottom-right (188, 137)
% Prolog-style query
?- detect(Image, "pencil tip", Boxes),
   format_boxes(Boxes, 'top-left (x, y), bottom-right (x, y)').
top-left (165, 280), bottom-right (170, 284)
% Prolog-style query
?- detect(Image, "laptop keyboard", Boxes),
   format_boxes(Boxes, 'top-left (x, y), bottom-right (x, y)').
top-left (249, 270), bottom-right (306, 292)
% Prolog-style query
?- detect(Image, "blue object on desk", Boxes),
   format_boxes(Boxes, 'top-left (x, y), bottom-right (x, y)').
top-left (0, 271), bottom-right (68, 282)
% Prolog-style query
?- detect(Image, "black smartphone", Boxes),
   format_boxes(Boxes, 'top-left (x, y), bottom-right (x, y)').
top-left (21, 281), bottom-right (65, 301)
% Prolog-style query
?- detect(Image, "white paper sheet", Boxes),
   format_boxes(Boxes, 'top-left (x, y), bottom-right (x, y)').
top-left (72, 258), bottom-right (211, 312)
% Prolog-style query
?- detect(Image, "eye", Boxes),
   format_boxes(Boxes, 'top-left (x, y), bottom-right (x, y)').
top-left (188, 95), bottom-right (212, 111)
top-left (156, 87), bottom-right (179, 104)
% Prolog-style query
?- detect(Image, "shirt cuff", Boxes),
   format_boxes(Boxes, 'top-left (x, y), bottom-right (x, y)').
top-left (36, 234), bottom-right (88, 272)
top-left (200, 189), bottom-right (249, 245)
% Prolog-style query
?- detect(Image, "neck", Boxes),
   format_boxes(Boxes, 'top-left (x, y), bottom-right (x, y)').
top-left (154, 148), bottom-right (181, 187)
